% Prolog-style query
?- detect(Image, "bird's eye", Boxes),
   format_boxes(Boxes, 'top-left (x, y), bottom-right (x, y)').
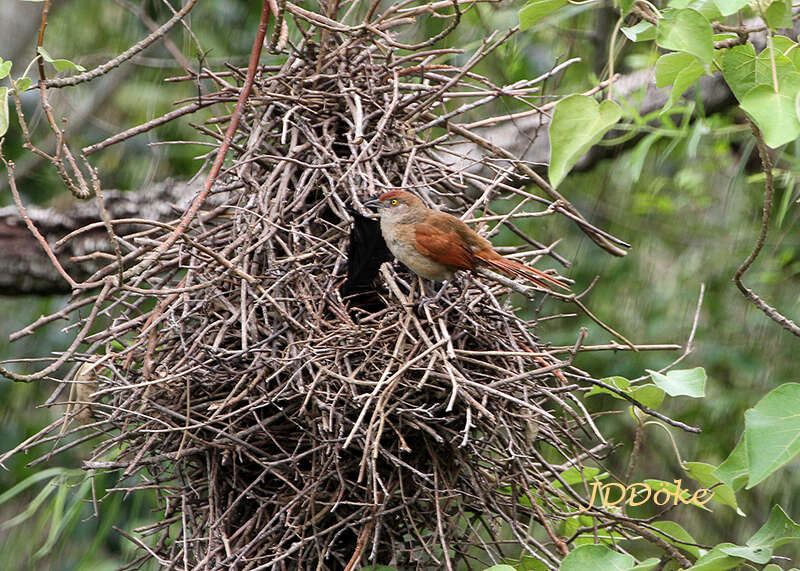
top-left (390, 199), bottom-right (398, 205)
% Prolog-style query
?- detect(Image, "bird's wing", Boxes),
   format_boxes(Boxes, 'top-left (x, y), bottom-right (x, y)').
top-left (414, 222), bottom-right (474, 271)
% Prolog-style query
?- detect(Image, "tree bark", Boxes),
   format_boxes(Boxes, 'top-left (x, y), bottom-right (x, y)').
top-left (0, 180), bottom-right (198, 294)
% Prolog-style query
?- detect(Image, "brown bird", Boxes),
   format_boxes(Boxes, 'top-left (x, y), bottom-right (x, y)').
top-left (364, 190), bottom-right (568, 299)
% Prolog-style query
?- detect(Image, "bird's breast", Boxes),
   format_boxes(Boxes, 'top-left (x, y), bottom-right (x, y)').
top-left (380, 218), bottom-right (454, 282)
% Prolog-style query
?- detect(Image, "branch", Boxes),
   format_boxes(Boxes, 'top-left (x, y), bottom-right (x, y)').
top-left (120, 0), bottom-right (273, 282)
top-left (42, 0), bottom-right (198, 89)
top-left (732, 121), bottom-right (800, 337)
top-left (0, 180), bottom-right (200, 295)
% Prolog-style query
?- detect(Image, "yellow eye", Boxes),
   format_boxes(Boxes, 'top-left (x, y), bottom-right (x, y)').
top-left (390, 199), bottom-right (398, 205)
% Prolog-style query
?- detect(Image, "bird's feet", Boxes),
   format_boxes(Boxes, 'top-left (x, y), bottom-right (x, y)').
top-left (417, 280), bottom-right (449, 311)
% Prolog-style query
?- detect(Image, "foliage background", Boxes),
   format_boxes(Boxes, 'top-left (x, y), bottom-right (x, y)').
top-left (0, 0), bottom-right (798, 568)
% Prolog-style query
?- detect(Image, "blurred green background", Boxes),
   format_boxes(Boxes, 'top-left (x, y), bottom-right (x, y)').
top-left (1, 0), bottom-right (798, 568)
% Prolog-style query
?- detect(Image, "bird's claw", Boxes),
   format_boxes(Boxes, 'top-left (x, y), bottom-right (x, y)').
top-left (418, 280), bottom-right (449, 311)
top-left (417, 296), bottom-right (440, 311)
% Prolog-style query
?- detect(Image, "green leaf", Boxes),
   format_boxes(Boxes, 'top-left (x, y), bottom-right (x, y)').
top-left (586, 376), bottom-right (630, 397)
top-left (651, 520), bottom-right (701, 558)
top-left (558, 466), bottom-right (602, 485)
top-left (655, 52), bottom-right (698, 87)
top-left (755, 50), bottom-right (796, 87)
top-left (765, 0), bottom-right (792, 29)
top-left (775, 180), bottom-right (793, 228)
top-left (628, 132), bottom-right (660, 183)
top-left (642, 479), bottom-right (712, 511)
top-left (772, 35), bottom-right (796, 53)
top-left (668, 0), bottom-right (722, 21)
top-left (553, 466), bottom-right (607, 488)
top-left (573, 528), bottom-right (627, 546)
top-left (713, 0), bottom-right (749, 16)
top-left (686, 544), bottom-right (743, 570)
top-left (655, 53), bottom-right (706, 112)
top-left (656, 9), bottom-right (714, 65)
top-left (648, 367), bottom-right (706, 397)
top-left (548, 95), bottom-right (621, 188)
top-left (717, 544), bottom-right (771, 564)
top-left (560, 544), bottom-right (634, 570)
top-left (14, 77), bottom-right (31, 93)
top-left (618, 0), bottom-right (636, 15)
top-left (713, 434), bottom-right (749, 491)
top-left (772, 35), bottom-right (800, 69)
top-left (517, 557), bottom-right (549, 571)
top-left (721, 44), bottom-right (757, 101)
top-left (621, 21), bottom-right (656, 42)
top-left (744, 383), bottom-right (800, 486)
top-left (629, 559), bottom-right (660, 571)
top-left (670, 61), bottom-right (705, 108)
top-left (519, 0), bottom-right (567, 29)
top-left (0, 58), bottom-right (11, 80)
top-left (712, 32), bottom-right (737, 43)
top-left (585, 377), bottom-right (664, 409)
top-left (683, 461), bottom-right (744, 515)
top-left (0, 468), bottom-right (71, 505)
top-left (0, 87), bottom-right (8, 138)
top-left (703, 508), bottom-right (800, 571)
top-left (740, 79), bottom-right (800, 149)
top-left (37, 46), bottom-right (86, 73)
top-left (0, 480), bottom-right (57, 530)
top-left (483, 567), bottom-right (516, 571)
top-left (748, 505), bottom-right (800, 548)
top-left (560, 516), bottom-right (581, 537)
top-left (630, 384), bottom-right (666, 409)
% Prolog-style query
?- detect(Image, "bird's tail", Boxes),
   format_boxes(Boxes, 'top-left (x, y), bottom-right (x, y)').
top-left (474, 249), bottom-right (570, 291)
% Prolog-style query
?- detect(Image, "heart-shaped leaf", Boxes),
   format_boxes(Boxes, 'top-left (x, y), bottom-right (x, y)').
top-left (748, 505), bottom-right (800, 549)
top-left (713, 0), bottom-right (749, 16)
top-left (655, 53), bottom-right (706, 111)
top-left (744, 382), bottom-right (800, 486)
top-left (648, 367), bottom-right (706, 397)
top-left (683, 461), bottom-right (744, 515)
top-left (722, 44), bottom-right (756, 101)
top-left (622, 21), bottom-right (656, 42)
top-left (548, 95), bottom-right (621, 188)
top-left (519, 0), bottom-right (566, 29)
top-left (651, 521), bottom-right (701, 557)
top-left (14, 77), bottom-right (31, 93)
top-left (713, 434), bottom-right (749, 491)
top-left (656, 9), bottom-right (713, 65)
top-left (560, 544), bottom-right (634, 570)
top-left (740, 76), bottom-right (800, 148)
top-left (38, 47), bottom-right (86, 73)
top-left (668, 0), bottom-right (722, 21)
top-left (686, 544), bottom-right (743, 570)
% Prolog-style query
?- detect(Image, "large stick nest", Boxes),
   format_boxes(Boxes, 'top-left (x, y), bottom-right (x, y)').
top-left (2, 1), bottom-right (690, 569)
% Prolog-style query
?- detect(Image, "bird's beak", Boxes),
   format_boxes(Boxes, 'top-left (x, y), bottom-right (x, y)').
top-left (363, 198), bottom-right (384, 211)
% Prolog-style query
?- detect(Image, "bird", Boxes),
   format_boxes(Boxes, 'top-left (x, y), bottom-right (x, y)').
top-left (364, 190), bottom-right (568, 302)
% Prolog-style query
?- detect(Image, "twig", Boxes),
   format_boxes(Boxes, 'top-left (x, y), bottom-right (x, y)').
top-left (83, 99), bottom-right (220, 155)
top-left (732, 122), bottom-right (800, 337)
top-left (121, 0), bottom-right (273, 281)
top-left (44, 0), bottom-right (199, 88)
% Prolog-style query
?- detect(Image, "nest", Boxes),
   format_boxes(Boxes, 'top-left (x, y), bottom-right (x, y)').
top-left (1, 2), bottom-right (692, 569)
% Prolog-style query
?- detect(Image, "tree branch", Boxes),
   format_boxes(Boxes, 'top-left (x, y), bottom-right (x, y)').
top-left (732, 121), bottom-right (800, 337)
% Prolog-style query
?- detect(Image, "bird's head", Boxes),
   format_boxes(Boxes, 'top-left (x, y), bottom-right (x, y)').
top-left (364, 190), bottom-right (424, 215)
